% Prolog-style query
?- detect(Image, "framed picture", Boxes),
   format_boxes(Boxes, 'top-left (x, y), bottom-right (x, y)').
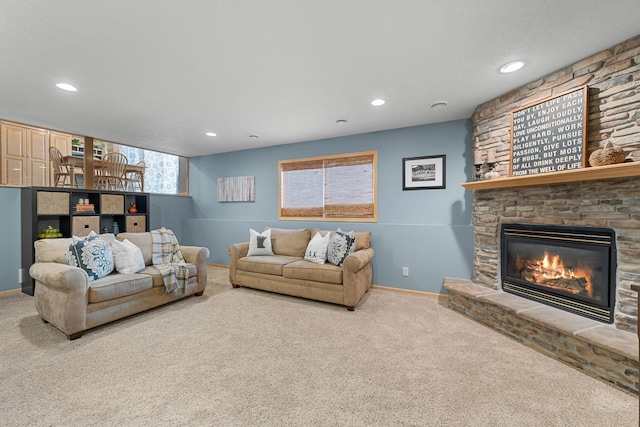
top-left (217, 176), bottom-right (255, 202)
top-left (402, 155), bottom-right (446, 190)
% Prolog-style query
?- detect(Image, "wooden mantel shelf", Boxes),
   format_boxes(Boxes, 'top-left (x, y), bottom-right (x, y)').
top-left (461, 161), bottom-right (640, 190)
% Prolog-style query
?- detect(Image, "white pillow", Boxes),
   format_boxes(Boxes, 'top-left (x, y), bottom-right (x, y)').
top-left (247, 228), bottom-right (274, 256)
top-left (111, 239), bottom-right (145, 274)
top-left (304, 231), bottom-right (330, 264)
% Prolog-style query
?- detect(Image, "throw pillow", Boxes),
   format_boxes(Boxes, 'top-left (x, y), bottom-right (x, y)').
top-left (112, 239), bottom-right (145, 274)
top-left (65, 231), bottom-right (114, 281)
top-left (327, 229), bottom-right (356, 267)
top-left (247, 228), bottom-right (274, 256)
top-left (304, 231), bottom-right (330, 264)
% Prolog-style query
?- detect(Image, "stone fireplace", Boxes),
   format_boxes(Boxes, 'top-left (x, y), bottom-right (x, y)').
top-left (470, 173), bottom-right (639, 330)
top-left (445, 34), bottom-right (640, 394)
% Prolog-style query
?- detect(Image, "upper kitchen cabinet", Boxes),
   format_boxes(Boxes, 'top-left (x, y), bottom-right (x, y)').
top-left (1, 121), bottom-right (55, 187)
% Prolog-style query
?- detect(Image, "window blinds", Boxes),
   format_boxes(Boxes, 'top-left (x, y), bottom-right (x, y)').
top-left (279, 151), bottom-right (376, 221)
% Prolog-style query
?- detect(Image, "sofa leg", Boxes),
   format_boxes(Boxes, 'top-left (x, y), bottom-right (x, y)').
top-left (194, 291), bottom-right (204, 296)
top-left (231, 284), bottom-right (240, 288)
top-left (67, 332), bottom-right (83, 340)
top-left (346, 306), bottom-right (355, 311)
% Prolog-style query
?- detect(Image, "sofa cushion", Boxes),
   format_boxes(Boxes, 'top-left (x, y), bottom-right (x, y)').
top-left (327, 229), bottom-right (355, 267)
top-left (283, 260), bottom-right (343, 285)
top-left (238, 255), bottom-right (300, 276)
top-left (88, 273), bottom-right (154, 303)
top-left (116, 232), bottom-right (153, 266)
top-left (247, 228), bottom-right (274, 256)
top-left (35, 233), bottom-right (116, 264)
top-left (65, 232), bottom-right (115, 281)
top-left (266, 228), bottom-right (310, 257)
top-left (137, 264), bottom-right (198, 287)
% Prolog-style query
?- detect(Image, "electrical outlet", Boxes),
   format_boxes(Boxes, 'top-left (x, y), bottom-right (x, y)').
top-left (402, 267), bottom-right (409, 277)
top-left (18, 268), bottom-right (24, 283)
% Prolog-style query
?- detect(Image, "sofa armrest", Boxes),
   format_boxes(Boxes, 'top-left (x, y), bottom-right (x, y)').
top-left (180, 245), bottom-right (210, 266)
top-left (29, 262), bottom-right (89, 292)
top-left (179, 246), bottom-right (210, 293)
top-left (228, 242), bottom-right (249, 285)
top-left (342, 248), bottom-right (374, 309)
top-left (343, 248), bottom-right (374, 274)
top-left (29, 262), bottom-right (89, 338)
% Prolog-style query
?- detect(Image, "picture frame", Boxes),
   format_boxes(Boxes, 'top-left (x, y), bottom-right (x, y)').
top-left (402, 155), bottom-right (446, 190)
top-left (217, 176), bottom-right (255, 202)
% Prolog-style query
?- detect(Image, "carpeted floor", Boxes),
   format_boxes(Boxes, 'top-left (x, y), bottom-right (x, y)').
top-left (0, 266), bottom-right (637, 426)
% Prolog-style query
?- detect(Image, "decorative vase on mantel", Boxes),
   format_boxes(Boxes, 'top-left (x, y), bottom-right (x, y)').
top-left (128, 203), bottom-right (137, 214)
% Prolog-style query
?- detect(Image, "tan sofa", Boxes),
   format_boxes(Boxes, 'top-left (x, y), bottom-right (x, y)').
top-left (29, 232), bottom-right (209, 340)
top-left (228, 227), bottom-right (374, 310)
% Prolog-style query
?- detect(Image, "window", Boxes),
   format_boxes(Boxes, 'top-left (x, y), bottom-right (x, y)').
top-left (279, 150), bottom-right (377, 222)
top-left (120, 146), bottom-right (188, 195)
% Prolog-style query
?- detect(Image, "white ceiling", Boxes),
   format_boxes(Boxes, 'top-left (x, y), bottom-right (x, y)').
top-left (1, 1), bottom-right (638, 158)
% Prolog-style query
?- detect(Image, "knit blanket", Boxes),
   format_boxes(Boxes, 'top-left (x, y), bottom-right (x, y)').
top-left (151, 227), bottom-right (189, 295)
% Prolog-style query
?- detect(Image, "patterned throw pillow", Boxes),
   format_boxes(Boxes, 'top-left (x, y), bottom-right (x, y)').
top-left (65, 231), bottom-right (115, 281)
top-left (327, 229), bottom-right (356, 267)
top-left (247, 228), bottom-right (274, 256)
top-left (304, 231), bottom-right (331, 264)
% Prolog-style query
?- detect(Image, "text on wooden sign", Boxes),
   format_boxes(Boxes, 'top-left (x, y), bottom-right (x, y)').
top-left (510, 86), bottom-right (588, 176)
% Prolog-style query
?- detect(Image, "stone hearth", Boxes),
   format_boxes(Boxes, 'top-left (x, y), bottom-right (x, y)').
top-left (444, 278), bottom-right (638, 394)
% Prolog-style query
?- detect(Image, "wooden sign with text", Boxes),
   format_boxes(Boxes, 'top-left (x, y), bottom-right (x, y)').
top-left (510, 86), bottom-right (588, 176)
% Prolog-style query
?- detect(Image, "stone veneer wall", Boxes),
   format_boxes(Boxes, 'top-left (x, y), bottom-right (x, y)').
top-left (471, 34), bottom-right (640, 333)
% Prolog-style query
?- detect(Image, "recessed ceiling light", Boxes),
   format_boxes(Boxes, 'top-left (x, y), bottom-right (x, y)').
top-left (248, 134), bottom-right (260, 139)
top-left (336, 118), bottom-right (348, 124)
top-left (56, 83), bottom-right (78, 92)
top-left (206, 132), bottom-right (217, 137)
top-left (430, 101), bottom-right (448, 109)
top-left (371, 99), bottom-right (385, 106)
top-left (500, 61), bottom-right (524, 73)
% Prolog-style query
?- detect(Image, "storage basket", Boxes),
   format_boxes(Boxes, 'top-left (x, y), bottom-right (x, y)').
top-left (126, 215), bottom-right (147, 233)
top-left (37, 191), bottom-right (69, 215)
top-left (101, 194), bottom-right (124, 214)
top-left (72, 216), bottom-right (100, 237)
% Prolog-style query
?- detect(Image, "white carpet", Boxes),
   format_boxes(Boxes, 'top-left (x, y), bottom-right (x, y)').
top-left (0, 266), bottom-right (636, 426)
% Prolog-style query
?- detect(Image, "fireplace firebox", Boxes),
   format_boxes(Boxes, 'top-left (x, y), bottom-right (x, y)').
top-left (501, 224), bottom-right (616, 323)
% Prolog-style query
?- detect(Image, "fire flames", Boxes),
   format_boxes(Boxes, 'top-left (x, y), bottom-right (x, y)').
top-left (515, 252), bottom-right (593, 296)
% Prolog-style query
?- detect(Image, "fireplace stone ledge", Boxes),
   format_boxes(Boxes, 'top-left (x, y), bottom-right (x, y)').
top-left (444, 277), bottom-right (639, 394)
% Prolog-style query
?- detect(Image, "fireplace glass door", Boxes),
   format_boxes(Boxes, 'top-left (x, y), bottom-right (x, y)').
top-left (501, 224), bottom-right (615, 323)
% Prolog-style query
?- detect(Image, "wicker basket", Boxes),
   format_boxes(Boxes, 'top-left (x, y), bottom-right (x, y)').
top-left (72, 216), bottom-right (100, 237)
top-left (588, 142), bottom-right (627, 166)
top-left (37, 191), bottom-right (69, 215)
top-left (126, 215), bottom-right (146, 233)
top-left (101, 194), bottom-right (124, 214)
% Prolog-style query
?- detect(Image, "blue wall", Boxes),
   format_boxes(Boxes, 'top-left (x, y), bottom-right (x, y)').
top-left (186, 119), bottom-right (474, 294)
top-left (0, 187), bottom-right (22, 292)
top-left (149, 194), bottom-right (195, 238)
top-left (2, 118), bottom-right (474, 295)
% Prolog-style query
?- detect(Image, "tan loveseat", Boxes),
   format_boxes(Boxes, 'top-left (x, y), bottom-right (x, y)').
top-left (228, 228), bottom-right (374, 310)
top-left (29, 232), bottom-right (209, 340)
